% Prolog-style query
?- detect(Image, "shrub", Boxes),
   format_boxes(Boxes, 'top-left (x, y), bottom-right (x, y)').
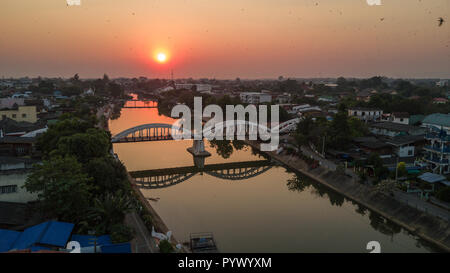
top-left (142, 214), bottom-right (153, 229)
top-left (436, 187), bottom-right (450, 202)
top-left (159, 239), bottom-right (174, 253)
top-left (110, 224), bottom-right (134, 243)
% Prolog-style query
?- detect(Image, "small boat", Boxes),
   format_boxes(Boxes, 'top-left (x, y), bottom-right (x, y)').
top-left (189, 232), bottom-right (218, 253)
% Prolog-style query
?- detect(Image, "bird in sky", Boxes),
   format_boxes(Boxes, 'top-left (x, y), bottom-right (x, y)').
top-left (438, 17), bottom-right (445, 27)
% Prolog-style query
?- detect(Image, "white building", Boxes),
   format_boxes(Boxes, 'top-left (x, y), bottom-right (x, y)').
top-left (239, 92), bottom-right (272, 104)
top-left (348, 107), bottom-right (383, 121)
top-left (175, 83), bottom-right (212, 93)
top-left (390, 112), bottom-right (410, 125)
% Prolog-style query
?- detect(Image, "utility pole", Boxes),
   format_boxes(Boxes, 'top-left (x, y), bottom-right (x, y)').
top-left (322, 134), bottom-right (326, 157)
top-left (395, 155), bottom-right (399, 182)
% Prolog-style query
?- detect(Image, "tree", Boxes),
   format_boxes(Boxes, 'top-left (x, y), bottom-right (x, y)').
top-left (37, 117), bottom-right (94, 158)
top-left (55, 128), bottom-right (111, 163)
top-left (85, 156), bottom-right (129, 194)
top-left (397, 162), bottom-right (407, 178)
top-left (24, 156), bottom-right (93, 222)
top-left (88, 192), bottom-right (133, 234)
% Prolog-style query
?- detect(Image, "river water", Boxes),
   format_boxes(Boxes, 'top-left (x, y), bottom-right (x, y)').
top-left (109, 98), bottom-right (439, 253)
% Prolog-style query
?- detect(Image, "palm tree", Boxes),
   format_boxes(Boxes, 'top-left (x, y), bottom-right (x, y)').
top-left (88, 191), bottom-right (133, 234)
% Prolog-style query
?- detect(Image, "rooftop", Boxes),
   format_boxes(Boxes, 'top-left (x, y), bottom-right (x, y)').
top-left (370, 122), bottom-right (424, 133)
top-left (422, 113), bottom-right (450, 128)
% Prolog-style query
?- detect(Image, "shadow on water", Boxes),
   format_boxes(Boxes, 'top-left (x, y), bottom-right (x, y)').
top-left (285, 171), bottom-right (444, 253)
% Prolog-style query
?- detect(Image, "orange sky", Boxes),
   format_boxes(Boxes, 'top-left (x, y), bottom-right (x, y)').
top-left (0, 0), bottom-right (449, 79)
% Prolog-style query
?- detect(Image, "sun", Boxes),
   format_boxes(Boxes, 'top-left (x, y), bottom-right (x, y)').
top-left (156, 52), bottom-right (167, 63)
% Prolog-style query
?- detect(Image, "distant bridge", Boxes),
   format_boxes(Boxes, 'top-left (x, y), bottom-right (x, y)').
top-left (111, 118), bottom-right (301, 143)
top-left (129, 160), bottom-right (274, 189)
top-left (123, 100), bottom-right (158, 108)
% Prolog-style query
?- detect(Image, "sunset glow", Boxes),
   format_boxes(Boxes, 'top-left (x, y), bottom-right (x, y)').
top-left (156, 53), bottom-right (167, 63)
top-left (0, 0), bottom-right (448, 78)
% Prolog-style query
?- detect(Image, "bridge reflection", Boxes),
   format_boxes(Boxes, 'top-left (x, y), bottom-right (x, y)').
top-left (129, 160), bottom-right (274, 189)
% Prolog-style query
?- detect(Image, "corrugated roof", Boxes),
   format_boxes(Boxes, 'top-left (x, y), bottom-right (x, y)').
top-left (418, 172), bottom-right (446, 183)
top-left (9, 221), bottom-right (74, 251)
top-left (0, 229), bottom-right (21, 252)
top-left (422, 113), bottom-right (450, 128)
top-left (39, 221), bottom-right (74, 247)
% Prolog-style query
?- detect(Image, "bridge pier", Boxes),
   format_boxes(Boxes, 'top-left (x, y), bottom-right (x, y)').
top-left (187, 139), bottom-right (211, 168)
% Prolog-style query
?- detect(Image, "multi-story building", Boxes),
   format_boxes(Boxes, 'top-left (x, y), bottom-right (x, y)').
top-left (422, 113), bottom-right (450, 174)
top-left (239, 92), bottom-right (272, 104)
top-left (0, 106), bottom-right (37, 123)
top-left (348, 107), bottom-right (383, 122)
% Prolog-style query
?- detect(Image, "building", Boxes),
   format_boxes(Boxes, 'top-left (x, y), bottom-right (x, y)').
top-left (0, 98), bottom-right (25, 109)
top-left (0, 106), bottom-right (37, 123)
top-left (239, 92), bottom-right (272, 104)
top-left (369, 122), bottom-right (426, 137)
top-left (421, 114), bottom-right (450, 174)
top-left (348, 107), bottom-right (383, 122)
top-left (390, 112), bottom-right (410, 125)
top-left (355, 89), bottom-right (377, 102)
top-left (421, 113), bottom-right (450, 132)
top-left (385, 135), bottom-right (425, 157)
top-left (436, 80), bottom-right (448, 87)
top-left (175, 83), bottom-right (212, 93)
top-left (432, 98), bottom-right (448, 104)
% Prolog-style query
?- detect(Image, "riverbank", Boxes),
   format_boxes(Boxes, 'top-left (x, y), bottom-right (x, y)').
top-left (244, 140), bottom-right (450, 252)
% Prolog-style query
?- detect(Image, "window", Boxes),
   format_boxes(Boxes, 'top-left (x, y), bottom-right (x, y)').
top-left (12, 114), bottom-right (17, 118)
top-left (408, 150), bottom-right (413, 156)
top-left (1, 115), bottom-right (5, 119)
top-left (0, 185), bottom-right (18, 194)
top-left (22, 113), bottom-right (27, 118)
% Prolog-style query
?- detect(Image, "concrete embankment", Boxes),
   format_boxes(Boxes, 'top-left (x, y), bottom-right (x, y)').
top-left (245, 140), bottom-right (450, 252)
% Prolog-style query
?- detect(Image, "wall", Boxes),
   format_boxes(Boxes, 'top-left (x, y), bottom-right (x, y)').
top-left (0, 172), bottom-right (38, 203)
top-left (0, 106), bottom-right (37, 123)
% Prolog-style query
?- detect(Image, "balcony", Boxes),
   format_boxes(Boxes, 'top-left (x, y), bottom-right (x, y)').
top-left (423, 156), bottom-right (449, 165)
top-left (423, 145), bottom-right (450, 154)
top-left (425, 133), bottom-right (450, 142)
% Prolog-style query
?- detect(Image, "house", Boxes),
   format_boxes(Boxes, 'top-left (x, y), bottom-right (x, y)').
top-left (369, 122), bottom-right (426, 137)
top-left (353, 137), bottom-right (392, 155)
top-left (0, 118), bottom-right (43, 137)
top-left (0, 106), bottom-right (37, 123)
top-left (239, 92), bottom-right (272, 104)
top-left (385, 135), bottom-right (425, 157)
top-left (348, 107), bottom-right (383, 122)
top-left (0, 137), bottom-right (36, 157)
top-left (0, 98), bottom-right (25, 109)
top-left (356, 89), bottom-right (377, 102)
top-left (0, 158), bottom-right (39, 204)
top-left (390, 112), bottom-right (410, 125)
top-left (433, 98), bottom-right (448, 104)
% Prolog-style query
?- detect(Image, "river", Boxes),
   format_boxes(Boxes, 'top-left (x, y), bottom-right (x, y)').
top-left (109, 97), bottom-right (439, 253)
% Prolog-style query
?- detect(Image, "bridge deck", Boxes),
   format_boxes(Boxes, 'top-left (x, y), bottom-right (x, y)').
top-left (129, 160), bottom-right (273, 178)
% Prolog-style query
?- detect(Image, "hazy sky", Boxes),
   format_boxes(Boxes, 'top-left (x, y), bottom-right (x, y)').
top-left (0, 0), bottom-right (449, 79)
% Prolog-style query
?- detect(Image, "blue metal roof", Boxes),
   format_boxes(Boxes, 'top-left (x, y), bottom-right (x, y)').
top-left (11, 221), bottom-right (49, 250)
top-left (39, 221), bottom-right (74, 247)
top-left (7, 221), bottom-right (74, 251)
top-left (0, 229), bottom-right (21, 252)
top-left (101, 242), bottom-right (131, 253)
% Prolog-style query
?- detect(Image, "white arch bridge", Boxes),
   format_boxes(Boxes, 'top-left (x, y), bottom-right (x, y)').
top-left (111, 118), bottom-right (301, 143)
top-left (129, 160), bottom-right (274, 189)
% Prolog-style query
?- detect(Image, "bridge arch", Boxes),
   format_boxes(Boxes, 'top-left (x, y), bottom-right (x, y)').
top-left (111, 123), bottom-right (191, 143)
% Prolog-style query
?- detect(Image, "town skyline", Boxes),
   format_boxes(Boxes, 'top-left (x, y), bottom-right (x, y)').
top-left (1, 0), bottom-right (449, 79)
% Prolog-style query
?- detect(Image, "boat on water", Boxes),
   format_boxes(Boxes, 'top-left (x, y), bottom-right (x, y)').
top-left (189, 232), bottom-right (218, 253)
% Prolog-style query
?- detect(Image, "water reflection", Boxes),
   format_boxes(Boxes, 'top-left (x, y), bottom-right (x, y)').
top-left (110, 98), bottom-right (442, 252)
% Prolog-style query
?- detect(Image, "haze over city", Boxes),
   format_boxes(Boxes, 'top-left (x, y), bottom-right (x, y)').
top-left (0, 0), bottom-right (449, 79)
